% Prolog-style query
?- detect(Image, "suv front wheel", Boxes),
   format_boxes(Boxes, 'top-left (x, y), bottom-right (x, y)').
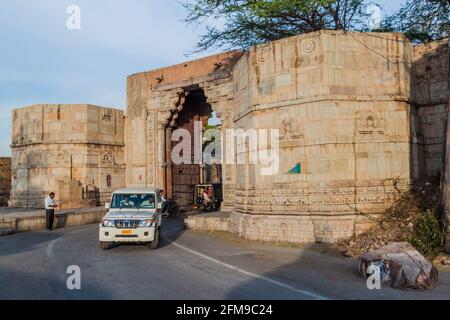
top-left (148, 229), bottom-right (160, 250)
top-left (100, 241), bottom-right (114, 250)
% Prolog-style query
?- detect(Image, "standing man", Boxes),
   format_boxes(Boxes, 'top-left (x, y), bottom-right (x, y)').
top-left (45, 192), bottom-right (58, 230)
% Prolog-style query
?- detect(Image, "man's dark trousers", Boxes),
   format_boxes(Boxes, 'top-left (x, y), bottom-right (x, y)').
top-left (46, 209), bottom-right (55, 230)
top-left (162, 201), bottom-right (168, 215)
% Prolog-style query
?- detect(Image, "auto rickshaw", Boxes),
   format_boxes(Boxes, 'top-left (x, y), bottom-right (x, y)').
top-left (193, 183), bottom-right (223, 212)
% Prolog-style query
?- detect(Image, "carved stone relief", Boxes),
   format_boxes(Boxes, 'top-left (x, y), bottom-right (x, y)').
top-left (356, 112), bottom-right (386, 135)
top-left (102, 110), bottom-right (112, 122)
top-left (302, 39), bottom-right (316, 54)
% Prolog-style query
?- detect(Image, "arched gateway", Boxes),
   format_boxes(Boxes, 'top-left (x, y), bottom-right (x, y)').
top-left (125, 30), bottom-right (450, 244)
top-left (126, 51), bottom-right (240, 212)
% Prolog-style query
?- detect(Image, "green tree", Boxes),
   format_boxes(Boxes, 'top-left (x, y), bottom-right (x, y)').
top-left (384, 0), bottom-right (450, 43)
top-left (183, 0), bottom-right (369, 50)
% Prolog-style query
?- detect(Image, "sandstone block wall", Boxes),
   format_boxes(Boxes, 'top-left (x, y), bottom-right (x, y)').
top-left (231, 31), bottom-right (413, 242)
top-left (0, 158), bottom-right (11, 206)
top-left (434, 39), bottom-right (450, 253)
top-left (126, 31), bottom-right (450, 244)
top-left (10, 104), bottom-right (126, 209)
top-left (411, 39), bottom-right (449, 178)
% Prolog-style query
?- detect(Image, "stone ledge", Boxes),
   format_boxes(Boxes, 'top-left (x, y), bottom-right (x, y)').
top-left (230, 212), bottom-right (370, 244)
top-left (185, 212), bottom-right (231, 232)
top-left (0, 227), bottom-right (15, 236)
top-left (184, 211), bottom-right (378, 245)
top-left (0, 208), bottom-right (107, 233)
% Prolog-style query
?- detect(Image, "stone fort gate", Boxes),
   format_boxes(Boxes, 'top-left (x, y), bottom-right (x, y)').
top-left (126, 51), bottom-right (241, 211)
top-left (126, 30), bottom-right (449, 244)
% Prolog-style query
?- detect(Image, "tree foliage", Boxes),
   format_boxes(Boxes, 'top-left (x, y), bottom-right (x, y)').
top-left (183, 0), bottom-right (369, 50)
top-left (183, 0), bottom-right (450, 51)
top-left (384, 0), bottom-right (450, 43)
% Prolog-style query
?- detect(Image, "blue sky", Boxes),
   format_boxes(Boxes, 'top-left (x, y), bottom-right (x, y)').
top-left (0, 0), bottom-right (404, 156)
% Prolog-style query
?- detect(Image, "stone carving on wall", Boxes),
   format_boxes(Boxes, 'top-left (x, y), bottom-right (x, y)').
top-left (356, 112), bottom-right (386, 135)
top-left (55, 152), bottom-right (68, 163)
top-left (257, 45), bottom-right (270, 63)
top-left (168, 91), bottom-right (186, 128)
top-left (128, 78), bottom-right (139, 108)
top-left (127, 76), bottom-right (147, 116)
top-left (302, 39), bottom-right (316, 54)
top-left (279, 118), bottom-right (304, 142)
top-left (158, 111), bottom-right (172, 129)
top-left (102, 110), bottom-right (112, 122)
top-left (16, 152), bottom-right (28, 167)
top-left (102, 153), bottom-right (115, 164)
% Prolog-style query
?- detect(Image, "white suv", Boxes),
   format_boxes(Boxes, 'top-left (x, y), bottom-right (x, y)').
top-left (99, 188), bottom-right (163, 250)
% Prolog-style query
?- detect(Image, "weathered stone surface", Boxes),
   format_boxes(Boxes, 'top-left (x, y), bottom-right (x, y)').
top-left (446, 213), bottom-right (450, 254)
top-left (359, 242), bottom-right (438, 289)
top-left (0, 158), bottom-right (11, 207)
top-left (185, 212), bottom-right (230, 232)
top-left (9, 104), bottom-right (126, 209)
top-left (124, 31), bottom-right (449, 244)
top-left (0, 207), bottom-right (106, 232)
top-left (439, 38), bottom-right (450, 254)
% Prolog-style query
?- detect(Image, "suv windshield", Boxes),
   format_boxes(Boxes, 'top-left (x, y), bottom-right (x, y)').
top-left (111, 194), bottom-right (156, 209)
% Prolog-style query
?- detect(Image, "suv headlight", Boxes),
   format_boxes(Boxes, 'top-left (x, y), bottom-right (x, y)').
top-left (138, 219), bottom-right (155, 227)
top-left (101, 219), bottom-right (115, 227)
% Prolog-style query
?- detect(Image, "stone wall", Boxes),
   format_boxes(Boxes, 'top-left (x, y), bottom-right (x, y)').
top-left (0, 158), bottom-right (11, 206)
top-left (10, 104), bottom-right (126, 209)
top-left (435, 39), bottom-right (450, 253)
top-left (411, 39), bottom-right (449, 179)
top-left (127, 31), bottom-right (450, 244)
top-left (230, 31), bottom-right (413, 243)
top-left (412, 39), bottom-right (450, 253)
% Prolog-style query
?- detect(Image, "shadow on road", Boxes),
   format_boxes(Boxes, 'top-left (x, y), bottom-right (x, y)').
top-left (0, 230), bottom-right (60, 258)
top-left (222, 240), bottom-right (450, 300)
top-left (0, 218), bottom-right (188, 299)
top-left (104, 216), bottom-right (186, 251)
top-left (0, 266), bottom-right (113, 300)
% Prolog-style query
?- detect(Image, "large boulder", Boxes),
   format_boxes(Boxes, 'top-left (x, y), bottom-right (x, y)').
top-left (359, 242), bottom-right (438, 289)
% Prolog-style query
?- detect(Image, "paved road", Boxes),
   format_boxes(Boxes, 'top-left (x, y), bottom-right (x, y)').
top-left (0, 218), bottom-right (449, 300)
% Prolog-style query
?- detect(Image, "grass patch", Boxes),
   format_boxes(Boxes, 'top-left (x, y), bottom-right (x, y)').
top-left (410, 209), bottom-right (445, 259)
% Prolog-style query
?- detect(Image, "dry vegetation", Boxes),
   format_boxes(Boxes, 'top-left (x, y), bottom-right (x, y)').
top-left (340, 177), bottom-right (445, 259)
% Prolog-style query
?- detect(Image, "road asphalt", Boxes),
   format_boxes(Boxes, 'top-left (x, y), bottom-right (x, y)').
top-left (0, 218), bottom-right (449, 300)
